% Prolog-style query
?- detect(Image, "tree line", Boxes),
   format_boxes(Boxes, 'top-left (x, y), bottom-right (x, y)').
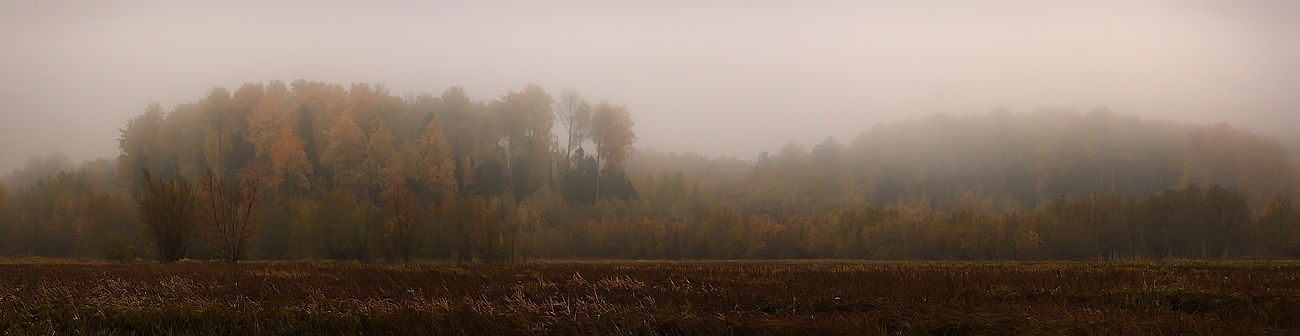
top-left (1, 80), bottom-right (1298, 262)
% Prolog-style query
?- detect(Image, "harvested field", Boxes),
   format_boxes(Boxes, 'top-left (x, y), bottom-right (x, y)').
top-left (2, 260), bottom-right (1299, 335)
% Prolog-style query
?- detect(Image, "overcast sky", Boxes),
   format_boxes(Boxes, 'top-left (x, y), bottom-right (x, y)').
top-left (2, 1), bottom-right (1298, 173)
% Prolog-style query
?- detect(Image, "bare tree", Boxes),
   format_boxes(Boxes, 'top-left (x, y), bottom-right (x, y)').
top-left (199, 170), bottom-right (262, 263)
top-left (137, 169), bottom-right (198, 263)
top-left (556, 88), bottom-right (592, 165)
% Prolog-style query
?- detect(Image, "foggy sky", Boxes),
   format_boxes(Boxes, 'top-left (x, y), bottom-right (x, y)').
top-left (2, 1), bottom-right (1299, 174)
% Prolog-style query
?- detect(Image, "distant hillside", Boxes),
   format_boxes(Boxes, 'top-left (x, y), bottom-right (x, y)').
top-left (629, 108), bottom-right (1298, 215)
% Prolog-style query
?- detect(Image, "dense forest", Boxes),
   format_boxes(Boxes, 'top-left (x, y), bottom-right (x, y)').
top-left (3, 80), bottom-right (1300, 262)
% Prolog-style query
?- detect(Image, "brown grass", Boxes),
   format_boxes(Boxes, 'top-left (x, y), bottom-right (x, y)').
top-left (2, 260), bottom-right (1298, 335)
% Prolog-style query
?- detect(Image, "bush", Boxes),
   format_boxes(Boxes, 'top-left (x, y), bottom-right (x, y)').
top-left (137, 169), bottom-right (198, 263)
top-left (99, 231), bottom-right (136, 262)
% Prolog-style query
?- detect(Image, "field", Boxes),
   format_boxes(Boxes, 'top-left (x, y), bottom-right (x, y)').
top-left (2, 260), bottom-right (1299, 335)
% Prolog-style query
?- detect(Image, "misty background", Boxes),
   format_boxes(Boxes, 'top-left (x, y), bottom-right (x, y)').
top-left (2, 1), bottom-right (1299, 174)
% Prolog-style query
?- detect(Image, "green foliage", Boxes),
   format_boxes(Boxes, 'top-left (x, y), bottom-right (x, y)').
top-left (251, 199), bottom-right (292, 260)
top-left (99, 231), bottom-right (136, 262)
top-left (81, 193), bottom-right (139, 259)
top-left (307, 189), bottom-right (372, 261)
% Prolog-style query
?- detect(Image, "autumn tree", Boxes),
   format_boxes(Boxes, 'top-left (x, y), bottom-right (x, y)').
top-left (703, 207), bottom-right (744, 258)
top-left (443, 195), bottom-right (501, 262)
top-left (591, 101), bottom-right (637, 199)
top-left (248, 81), bottom-right (297, 158)
top-left (441, 196), bottom-right (473, 262)
top-left (476, 197), bottom-right (504, 262)
top-left (1203, 186), bottom-right (1250, 258)
top-left (269, 127), bottom-right (314, 193)
top-left (427, 87), bottom-right (485, 191)
top-left (200, 86), bottom-right (260, 180)
top-left (0, 181), bottom-right (11, 254)
top-left (382, 185), bottom-right (418, 262)
top-left (82, 193), bottom-right (138, 261)
top-left (408, 117), bottom-right (457, 201)
top-left (345, 83), bottom-right (379, 129)
top-left (303, 189), bottom-right (370, 260)
top-left (506, 203), bottom-right (540, 262)
top-left (138, 169), bottom-right (199, 263)
top-left (1256, 195), bottom-right (1299, 258)
top-left (15, 172), bottom-right (94, 257)
top-left (117, 103), bottom-right (165, 190)
top-left (499, 85), bottom-right (555, 197)
top-left (291, 80), bottom-right (348, 186)
top-left (93, 78), bottom-right (1300, 262)
top-left (322, 113), bottom-right (369, 191)
top-left (158, 102), bottom-right (210, 178)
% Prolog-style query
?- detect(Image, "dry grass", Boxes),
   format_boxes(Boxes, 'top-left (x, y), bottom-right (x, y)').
top-left (1, 260), bottom-right (1298, 335)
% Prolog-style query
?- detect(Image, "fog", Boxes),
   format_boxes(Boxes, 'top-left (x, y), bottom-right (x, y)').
top-left (2, 0), bottom-right (1298, 173)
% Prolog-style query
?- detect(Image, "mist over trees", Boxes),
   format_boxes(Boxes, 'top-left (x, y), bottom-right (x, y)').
top-left (629, 108), bottom-right (1296, 217)
top-left (1, 80), bottom-right (1299, 261)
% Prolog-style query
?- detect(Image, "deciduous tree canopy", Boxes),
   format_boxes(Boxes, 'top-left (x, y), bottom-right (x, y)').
top-left (3, 81), bottom-right (1299, 262)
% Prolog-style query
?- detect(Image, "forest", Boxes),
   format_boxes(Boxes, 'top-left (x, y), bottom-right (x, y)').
top-left (2, 79), bottom-right (1299, 262)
